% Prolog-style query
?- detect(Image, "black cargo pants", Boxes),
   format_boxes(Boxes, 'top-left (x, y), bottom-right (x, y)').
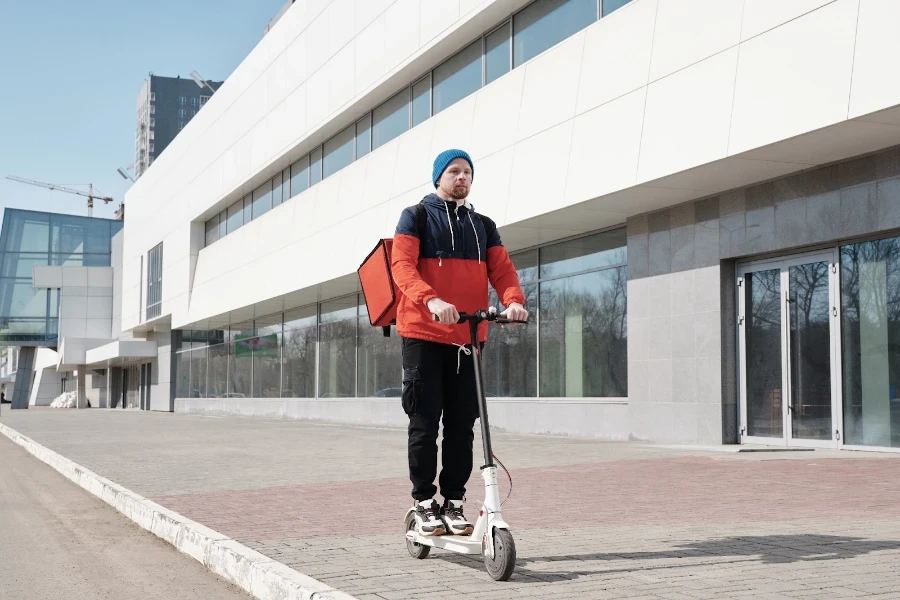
top-left (401, 337), bottom-right (480, 501)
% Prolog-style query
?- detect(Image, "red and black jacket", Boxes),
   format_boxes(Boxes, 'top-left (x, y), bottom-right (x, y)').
top-left (391, 194), bottom-right (525, 346)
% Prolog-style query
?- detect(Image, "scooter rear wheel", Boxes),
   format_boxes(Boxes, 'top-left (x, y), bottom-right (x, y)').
top-left (484, 528), bottom-right (516, 581)
top-left (405, 512), bottom-right (430, 559)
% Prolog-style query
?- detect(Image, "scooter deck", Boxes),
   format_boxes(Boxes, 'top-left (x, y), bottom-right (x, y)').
top-left (406, 531), bottom-right (483, 555)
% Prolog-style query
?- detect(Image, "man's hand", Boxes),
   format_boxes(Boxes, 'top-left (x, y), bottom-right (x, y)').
top-left (427, 298), bottom-right (460, 325)
top-left (500, 302), bottom-right (528, 323)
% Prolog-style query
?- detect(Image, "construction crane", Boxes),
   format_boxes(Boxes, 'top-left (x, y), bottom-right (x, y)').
top-left (6, 176), bottom-right (113, 217)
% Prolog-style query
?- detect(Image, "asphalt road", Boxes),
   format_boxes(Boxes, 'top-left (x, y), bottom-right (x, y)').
top-left (0, 435), bottom-right (251, 600)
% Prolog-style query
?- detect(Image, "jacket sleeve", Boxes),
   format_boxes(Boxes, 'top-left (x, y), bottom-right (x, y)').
top-left (391, 207), bottom-right (439, 306)
top-left (485, 224), bottom-right (526, 308)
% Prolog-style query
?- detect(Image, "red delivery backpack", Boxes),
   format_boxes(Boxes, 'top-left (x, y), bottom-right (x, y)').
top-left (358, 204), bottom-right (427, 336)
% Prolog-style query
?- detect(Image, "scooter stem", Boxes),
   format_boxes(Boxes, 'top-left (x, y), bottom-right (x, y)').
top-left (469, 319), bottom-right (495, 468)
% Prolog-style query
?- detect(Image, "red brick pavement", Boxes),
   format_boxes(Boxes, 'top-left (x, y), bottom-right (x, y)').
top-left (154, 456), bottom-right (900, 541)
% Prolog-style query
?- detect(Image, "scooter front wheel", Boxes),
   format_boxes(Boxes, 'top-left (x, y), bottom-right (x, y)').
top-left (405, 512), bottom-right (430, 559)
top-left (484, 528), bottom-right (516, 581)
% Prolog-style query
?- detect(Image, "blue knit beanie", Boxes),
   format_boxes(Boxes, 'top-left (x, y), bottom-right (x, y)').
top-left (432, 149), bottom-right (474, 188)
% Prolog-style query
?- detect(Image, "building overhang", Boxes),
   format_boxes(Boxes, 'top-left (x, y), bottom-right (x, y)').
top-left (84, 340), bottom-right (158, 367)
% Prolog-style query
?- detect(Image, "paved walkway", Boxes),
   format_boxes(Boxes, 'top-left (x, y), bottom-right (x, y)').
top-left (3, 409), bottom-right (900, 599)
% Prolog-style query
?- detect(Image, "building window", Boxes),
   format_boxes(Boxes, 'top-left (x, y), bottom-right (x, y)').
top-left (323, 125), bottom-right (355, 179)
top-left (283, 307), bottom-right (316, 398)
top-left (373, 88), bottom-right (410, 150)
top-left (251, 179), bottom-right (272, 220)
top-left (252, 315), bottom-right (282, 398)
top-left (483, 229), bottom-right (627, 398)
top-left (205, 214), bottom-right (219, 246)
top-left (149, 104), bottom-right (155, 114)
top-left (602, 0), bottom-right (631, 16)
top-left (178, 97), bottom-right (186, 105)
top-left (230, 322), bottom-right (253, 397)
top-left (290, 155), bottom-right (309, 198)
top-left (411, 74), bottom-right (431, 126)
top-left (149, 131), bottom-right (155, 140)
top-left (841, 236), bottom-right (900, 448)
top-left (226, 199), bottom-right (243, 234)
top-left (191, 97), bottom-right (199, 107)
top-left (513, 0), bottom-right (597, 67)
top-left (358, 298), bottom-right (402, 397)
top-left (272, 171), bottom-right (284, 209)
top-left (149, 143), bottom-right (154, 153)
top-left (178, 109), bottom-right (186, 118)
top-left (318, 297), bottom-right (357, 398)
top-left (149, 117), bottom-right (155, 127)
top-left (191, 110), bottom-right (197, 117)
top-left (178, 122), bottom-right (184, 130)
top-left (309, 146), bottom-right (323, 186)
top-left (485, 21), bottom-right (512, 85)
top-left (433, 39), bottom-right (482, 115)
top-left (150, 92), bottom-right (156, 102)
top-left (242, 194), bottom-right (252, 225)
top-left (146, 243), bottom-right (163, 320)
top-left (355, 115), bottom-right (371, 160)
top-left (200, 95), bottom-right (210, 105)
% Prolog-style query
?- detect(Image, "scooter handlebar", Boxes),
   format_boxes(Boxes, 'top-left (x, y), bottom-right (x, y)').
top-left (431, 308), bottom-right (528, 325)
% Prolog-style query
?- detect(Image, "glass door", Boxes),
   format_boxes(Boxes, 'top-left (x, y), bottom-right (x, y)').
top-left (738, 251), bottom-right (840, 447)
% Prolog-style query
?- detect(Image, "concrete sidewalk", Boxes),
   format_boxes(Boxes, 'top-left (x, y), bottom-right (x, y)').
top-left (3, 409), bottom-right (900, 599)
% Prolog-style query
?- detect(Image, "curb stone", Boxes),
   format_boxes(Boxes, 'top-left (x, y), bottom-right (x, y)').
top-left (0, 421), bottom-right (358, 600)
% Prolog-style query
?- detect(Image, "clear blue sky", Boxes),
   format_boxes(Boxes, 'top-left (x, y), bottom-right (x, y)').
top-left (0, 0), bottom-right (287, 220)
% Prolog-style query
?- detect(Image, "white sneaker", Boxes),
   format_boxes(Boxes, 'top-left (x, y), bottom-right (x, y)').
top-left (442, 500), bottom-right (474, 536)
top-left (414, 499), bottom-right (446, 536)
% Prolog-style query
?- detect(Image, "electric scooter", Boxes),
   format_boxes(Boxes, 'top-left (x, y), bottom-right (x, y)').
top-left (404, 307), bottom-right (524, 581)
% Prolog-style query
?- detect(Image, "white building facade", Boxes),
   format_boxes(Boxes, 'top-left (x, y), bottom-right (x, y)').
top-left (121, 0), bottom-right (900, 449)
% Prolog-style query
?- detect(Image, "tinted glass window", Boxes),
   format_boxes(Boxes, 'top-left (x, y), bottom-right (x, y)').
top-left (253, 333), bottom-right (281, 398)
top-left (358, 298), bottom-right (402, 397)
top-left (229, 340), bottom-right (251, 397)
top-left (290, 156), bottom-right (309, 198)
top-left (191, 347), bottom-right (207, 398)
top-left (176, 350), bottom-right (191, 398)
top-left (539, 229), bottom-right (627, 279)
top-left (310, 147), bottom-right (323, 186)
top-left (242, 195), bottom-right (252, 224)
top-left (208, 343), bottom-right (228, 398)
top-left (205, 215), bottom-right (219, 246)
top-left (373, 89), bottom-right (409, 150)
top-left (485, 23), bottom-right (512, 85)
top-left (251, 179), bottom-right (272, 220)
top-left (226, 200), bottom-right (243, 234)
top-left (218, 210), bottom-right (226, 239)
top-left (483, 283), bottom-right (538, 397)
top-left (412, 75), bottom-right (431, 126)
top-left (602, 0), bottom-right (632, 16)
top-left (539, 267), bottom-right (627, 397)
top-left (318, 297), bottom-right (357, 398)
top-left (356, 115), bottom-right (372, 159)
top-left (283, 305), bottom-right (316, 398)
top-left (433, 40), bottom-right (482, 114)
top-left (323, 125), bottom-right (355, 179)
top-left (272, 172), bottom-right (284, 208)
top-left (513, 0), bottom-right (597, 67)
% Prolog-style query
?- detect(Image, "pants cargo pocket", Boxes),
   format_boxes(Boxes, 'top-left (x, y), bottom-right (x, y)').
top-left (401, 367), bottom-right (421, 416)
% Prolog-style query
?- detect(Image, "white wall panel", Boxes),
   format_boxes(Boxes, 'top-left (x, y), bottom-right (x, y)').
top-left (648, 0), bottom-right (743, 82)
top-left (848, 0), bottom-right (900, 120)
top-left (420, 0), bottom-right (460, 45)
top-left (355, 0), bottom-right (390, 35)
top-left (328, 0), bottom-right (357, 56)
top-left (639, 48), bottom-right (738, 182)
top-left (305, 10), bottom-right (332, 75)
top-left (728, 0), bottom-right (859, 156)
top-left (506, 121), bottom-right (574, 224)
top-left (429, 94), bottom-right (477, 161)
top-left (305, 68), bottom-right (331, 130)
top-left (391, 118), bottom-right (435, 196)
top-left (469, 67), bottom-right (526, 159)
top-left (466, 146), bottom-right (514, 227)
top-left (355, 14), bottom-right (388, 94)
top-left (566, 88), bottom-right (645, 206)
top-left (329, 44), bottom-right (357, 112)
top-left (384, 0), bottom-right (421, 72)
top-left (516, 33), bottom-right (585, 142)
top-left (576, 0), bottom-right (656, 115)
top-left (740, 0), bottom-right (834, 41)
top-left (362, 139), bottom-right (401, 209)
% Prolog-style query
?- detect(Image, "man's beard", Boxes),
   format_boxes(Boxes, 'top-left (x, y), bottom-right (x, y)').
top-left (447, 185), bottom-right (469, 200)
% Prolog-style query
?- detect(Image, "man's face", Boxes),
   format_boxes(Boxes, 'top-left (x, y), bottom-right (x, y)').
top-left (438, 158), bottom-right (472, 201)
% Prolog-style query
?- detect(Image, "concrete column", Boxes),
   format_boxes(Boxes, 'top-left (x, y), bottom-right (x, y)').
top-left (106, 368), bottom-right (114, 409)
top-left (76, 368), bottom-right (87, 409)
top-left (10, 347), bottom-right (36, 409)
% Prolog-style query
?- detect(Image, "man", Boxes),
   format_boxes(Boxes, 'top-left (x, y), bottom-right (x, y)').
top-left (391, 149), bottom-right (528, 536)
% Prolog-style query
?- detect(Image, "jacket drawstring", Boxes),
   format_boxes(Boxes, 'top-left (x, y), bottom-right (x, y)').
top-left (444, 202), bottom-right (455, 254)
top-left (468, 213), bottom-right (482, 264)
top-left (453, 344), bottom-right (472, 374)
